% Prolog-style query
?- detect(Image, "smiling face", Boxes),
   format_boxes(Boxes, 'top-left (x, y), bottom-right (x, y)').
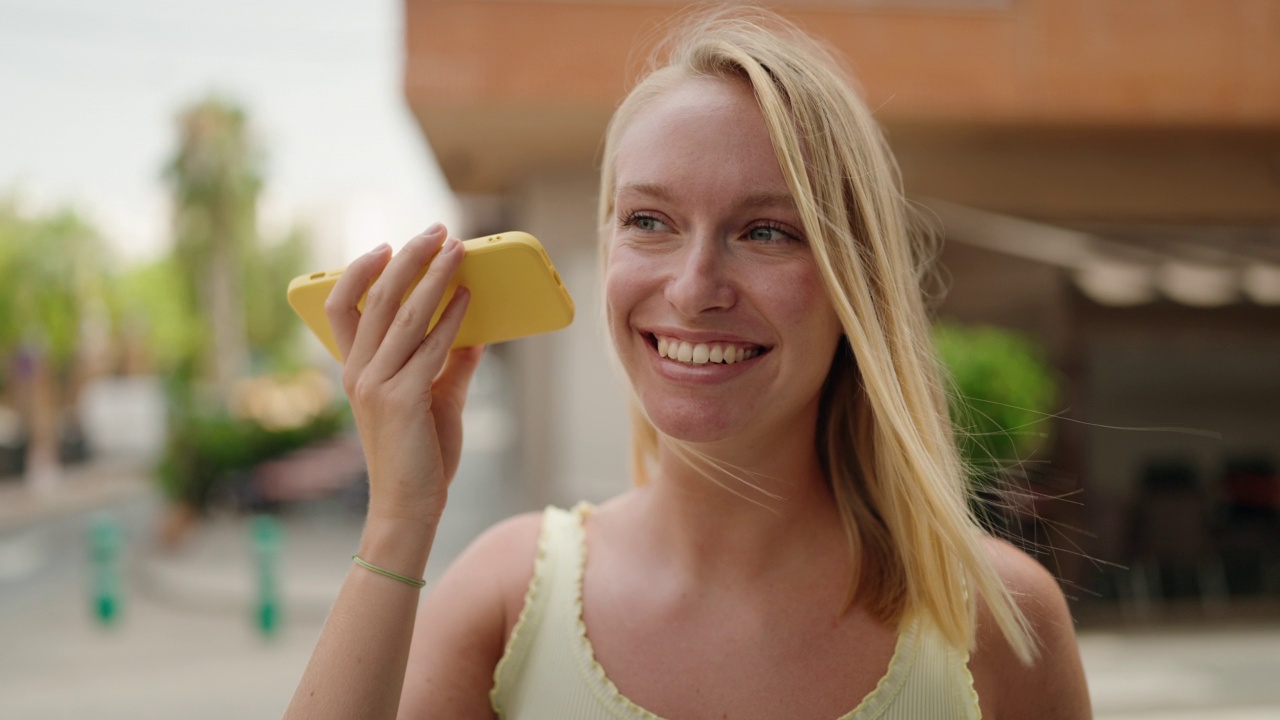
top-left (605, 76), bottom-right (844, 447)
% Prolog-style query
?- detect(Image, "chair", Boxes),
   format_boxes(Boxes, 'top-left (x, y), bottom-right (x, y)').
top-left (1125, 459), bottom-right (1228, 617)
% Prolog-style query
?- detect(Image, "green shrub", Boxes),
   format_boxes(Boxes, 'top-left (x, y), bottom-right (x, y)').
top-left (932, 322), bottom-right (1058, 490)
top-left (157, 379), bottom-right (350, 510)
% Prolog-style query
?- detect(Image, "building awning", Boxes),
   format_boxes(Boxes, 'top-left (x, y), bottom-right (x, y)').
top-left (925, 200), bottom-right (1280, 307)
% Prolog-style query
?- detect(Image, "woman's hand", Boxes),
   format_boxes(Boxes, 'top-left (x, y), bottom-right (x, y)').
top-left (284, 225), bottom-right (485, 720)
top-left (324, 223), bottom-right (484, 526)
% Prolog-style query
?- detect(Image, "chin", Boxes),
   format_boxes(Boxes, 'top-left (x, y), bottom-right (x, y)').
top-left (639, 396), bottom-right (739, 446)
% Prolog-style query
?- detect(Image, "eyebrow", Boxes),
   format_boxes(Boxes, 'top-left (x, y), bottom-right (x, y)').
top-left (616, 182), bottom-right (797, 213)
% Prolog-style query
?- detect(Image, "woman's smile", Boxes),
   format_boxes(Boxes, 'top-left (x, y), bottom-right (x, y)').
top-left (649, 332), bottom-right (767, 366)
top-left (636, 328), bottom-right (770, 390)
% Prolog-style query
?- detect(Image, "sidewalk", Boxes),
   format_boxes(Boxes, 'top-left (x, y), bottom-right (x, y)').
top-left (1082, 620), bottom-right (1280, 719)
top-left (1, 451), bottom-right (518, 621)
top-left (134, 501), bottom-right (364, 622)
top-left (133, 448), bottom-right (517, 621)
top-left (0, 460), bottom-right (154, 533)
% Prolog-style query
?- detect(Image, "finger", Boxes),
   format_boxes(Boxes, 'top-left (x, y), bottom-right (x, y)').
top-left (346, 224), bottom-right (448, 372)
top-left (398, 285), bottom-right (472, 385)
top-left (433, 344), bottom-right (486, 413)
top-left (324, 243), bottom-right (391, 362)
top-left (365, 236), bottom-right (467, 382)
top-left (428, 343), bottom-right (485, 484)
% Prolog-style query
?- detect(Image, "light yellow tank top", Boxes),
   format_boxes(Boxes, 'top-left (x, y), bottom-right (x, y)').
top-left (490, 504), bottom-right (981, 719)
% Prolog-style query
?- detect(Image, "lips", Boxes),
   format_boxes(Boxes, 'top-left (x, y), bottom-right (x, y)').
top-left (649, 333), bottom-right (767, 366)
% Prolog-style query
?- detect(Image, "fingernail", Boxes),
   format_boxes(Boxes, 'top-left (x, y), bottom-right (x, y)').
top-left (366, 242), bottom-right (390, 256)
top-left (444, 236), bottom-right (463, 255)
top-left (424, 222), bottom-right (445, 237)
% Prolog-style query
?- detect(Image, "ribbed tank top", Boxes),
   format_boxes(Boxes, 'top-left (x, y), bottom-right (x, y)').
top-left (490, 503), bottom-right (981, 719)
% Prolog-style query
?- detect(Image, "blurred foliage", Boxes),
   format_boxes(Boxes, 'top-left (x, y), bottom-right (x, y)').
top-left (158, 374), bottom-right (349, 509)
top-left (243, 225), bottom-right (310, 372)
top-left (0, 199), bottom-right (115, 480)
top-left (933, 322), bottom-right (1057, 489)
top-left (0, 199), bottom-right (113, 379)
top-left (108, 256), bottom-right (202, 372)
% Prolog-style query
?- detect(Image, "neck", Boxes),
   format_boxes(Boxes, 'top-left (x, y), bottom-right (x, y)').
top-left (634, 415), bottom-right (848, 586)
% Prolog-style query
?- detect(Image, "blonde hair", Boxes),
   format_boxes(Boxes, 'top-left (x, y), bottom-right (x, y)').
top-left (597, 8), bottom-right (1036, 663)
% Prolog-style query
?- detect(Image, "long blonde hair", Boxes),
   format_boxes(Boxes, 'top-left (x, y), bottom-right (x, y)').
top-left (597, 9), bottom-right (1035, 663)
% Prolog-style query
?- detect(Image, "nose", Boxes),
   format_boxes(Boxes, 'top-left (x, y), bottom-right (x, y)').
top-left (664, 233), bottom-right (736, 316)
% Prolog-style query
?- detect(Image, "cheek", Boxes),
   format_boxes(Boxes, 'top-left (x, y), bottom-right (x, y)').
top-left (773, 268), bottom-right (842, 358)
top-left (603, 258), bottom-right (630, 328)
top-left (604, 245), bottom-right (667, 308)
top-left (763, 265), bottom-right (836, 321)
top-left (603, 251), bottom-right (650, 344)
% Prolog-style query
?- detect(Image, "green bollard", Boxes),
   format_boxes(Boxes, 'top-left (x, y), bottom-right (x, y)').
top-left (251, 514), bottom-right (282, 638)
top-left (88, 513), bottom-right (123, 627)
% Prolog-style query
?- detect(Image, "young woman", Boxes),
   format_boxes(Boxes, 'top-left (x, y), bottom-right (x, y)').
top-left (285, 11), bottom-right (1091, 720)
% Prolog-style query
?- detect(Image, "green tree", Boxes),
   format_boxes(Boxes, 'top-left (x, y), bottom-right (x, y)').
top-left (0, 199), bottom-right (113, 486)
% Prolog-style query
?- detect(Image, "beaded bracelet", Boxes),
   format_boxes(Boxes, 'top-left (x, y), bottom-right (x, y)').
top-left (352, 555), bottom-right (426, 588)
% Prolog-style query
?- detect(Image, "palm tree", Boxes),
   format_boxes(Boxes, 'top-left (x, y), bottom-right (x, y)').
top-left (164, 97), bottom-right (262, 401)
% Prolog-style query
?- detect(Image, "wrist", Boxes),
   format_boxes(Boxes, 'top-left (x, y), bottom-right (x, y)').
top-left (357, 513), bottom-right (440, 581)
top-left (366, 487), bottom-right (448, 528)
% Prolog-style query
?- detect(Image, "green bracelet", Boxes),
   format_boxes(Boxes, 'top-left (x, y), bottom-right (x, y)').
top-left (352, 555), bottom-right (426, 588)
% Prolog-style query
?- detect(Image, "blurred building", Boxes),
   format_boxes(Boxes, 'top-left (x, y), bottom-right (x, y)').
top-left (401, 0), bottom-right (1280, 609)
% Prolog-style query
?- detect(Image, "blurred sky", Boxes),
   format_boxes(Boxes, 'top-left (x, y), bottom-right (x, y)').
top-left (0, 0), bottom-right (458, 265)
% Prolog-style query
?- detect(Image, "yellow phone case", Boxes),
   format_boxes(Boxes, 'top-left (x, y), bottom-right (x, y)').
top-left (287, 231), bottom-right (575, 362)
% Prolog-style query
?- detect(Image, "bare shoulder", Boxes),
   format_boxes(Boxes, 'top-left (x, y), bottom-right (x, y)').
top-left (970, 537), bottom-right (1093, 720)
top-left (397, 511), bottom-right (544, 720)
top-left (437, 511), bottom-right (545, 631)
top-left (981, 537), bottom-right (1074, 625)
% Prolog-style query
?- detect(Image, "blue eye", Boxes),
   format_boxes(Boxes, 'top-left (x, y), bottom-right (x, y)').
top-left (746, 224), bottom-right (796, 244)
top-left (622, 212), bottom-right (668, 232)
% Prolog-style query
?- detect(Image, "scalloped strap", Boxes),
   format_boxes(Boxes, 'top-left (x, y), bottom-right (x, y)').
top-left (491, 504), bottom-right (596, 718)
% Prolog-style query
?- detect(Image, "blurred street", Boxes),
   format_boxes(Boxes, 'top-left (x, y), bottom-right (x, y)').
top-left (0, 451), bottom-right (517, 720)
top-left (0, 462), bottom-right (1277, 719)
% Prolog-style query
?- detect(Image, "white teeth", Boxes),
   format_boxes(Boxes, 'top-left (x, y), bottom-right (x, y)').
top-left (653, 335), bottom-right (762, 366)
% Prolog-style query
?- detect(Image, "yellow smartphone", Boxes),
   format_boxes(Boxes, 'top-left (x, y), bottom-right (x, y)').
top-left (287, 231), bottom-right (575, 362)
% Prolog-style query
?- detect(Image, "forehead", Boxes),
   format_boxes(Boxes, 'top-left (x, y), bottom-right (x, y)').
top-left (613, 76), bottom-right (790, 199)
